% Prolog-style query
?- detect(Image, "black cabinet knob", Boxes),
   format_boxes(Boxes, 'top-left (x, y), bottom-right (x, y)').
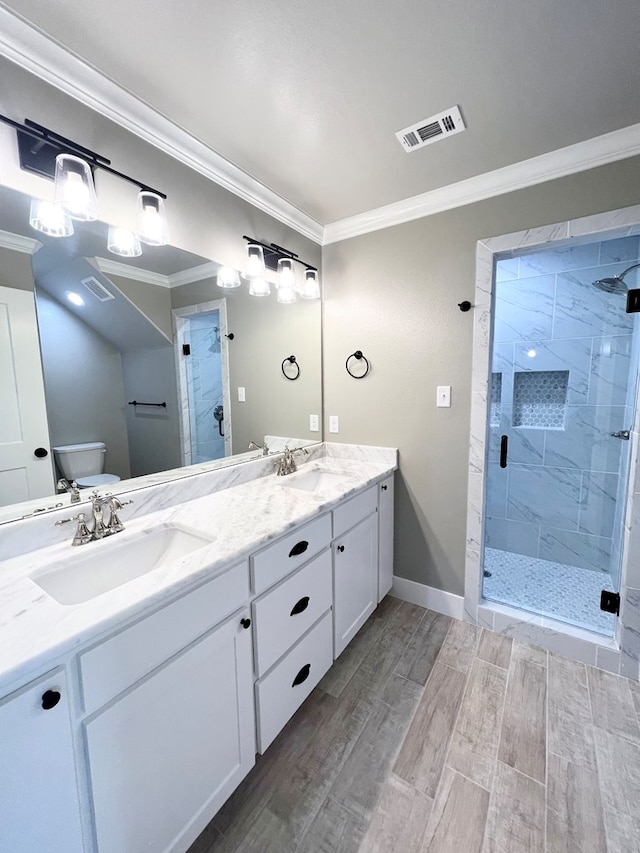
top-left (41, 689), bottom-right (61, 710)
top-left (337, 545), bottom-right (345, 553)
top-left (241, 617), bottom-right (251, 629)
top-left (34, 447), bottom-right (49, 458)
top-left (381, 484), bottom-right (388, 491)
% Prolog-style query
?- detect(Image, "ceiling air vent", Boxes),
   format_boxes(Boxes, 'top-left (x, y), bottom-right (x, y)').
top-left (396, 105), bottom-right (466, 153)
top-left (81, 276), bottom-right (115, 302)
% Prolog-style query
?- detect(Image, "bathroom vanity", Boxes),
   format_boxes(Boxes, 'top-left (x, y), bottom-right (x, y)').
top-left (0, 443), bottom-right (396, 853)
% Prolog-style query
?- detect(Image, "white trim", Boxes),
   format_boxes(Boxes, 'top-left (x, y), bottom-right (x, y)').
top-left (168, 262), bottom-right (219, 289)
top-left (0, 228), bottom-right (41, 254)
top-left (391, 576), bottom-right (464, 620)
top-left (323, 123), bottom-right (640, 244)
top-left (0, 7), bottom-right (324, 245)
top-left (93, 257), bottom-right (170, 288)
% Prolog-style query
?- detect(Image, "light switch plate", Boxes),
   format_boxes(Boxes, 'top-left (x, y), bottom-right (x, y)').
top-left (437, 385), bottom-right (451, 407)
top-left (238, 387), bottom-right (246, 402)
top-left (329, 415), bottom-right (339, 434)
top-left (310, 414), bottom-right (319, 432)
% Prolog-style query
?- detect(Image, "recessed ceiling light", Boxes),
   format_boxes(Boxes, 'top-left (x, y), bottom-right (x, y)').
top-left (527, 349), bottom-right (536, 358)
top-left (67, 291), bottom-right (84, 306)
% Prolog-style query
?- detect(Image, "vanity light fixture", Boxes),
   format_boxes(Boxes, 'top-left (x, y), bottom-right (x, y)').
top-left (29, 199), bottom-right (74, 237)
top-left (0, 113), bottom-right (168, 256)
top-left (217, 266), bottom-right (241, 288)
top-left (249, 276), bottom-right (271, 297)
top-left (107, 226), bottom-right (142, 258)
top-left (242, 235), bottom-right (320, 300)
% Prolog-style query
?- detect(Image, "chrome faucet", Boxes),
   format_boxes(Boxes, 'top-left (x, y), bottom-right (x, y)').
top-left (275, 446), bottom-right (307, 476)
top-left (57, 478), bottom-right (81, 504)
top-left (55, 491), bottom-right (133, 545)
top-left (248, 440), bottom-right (270, 456)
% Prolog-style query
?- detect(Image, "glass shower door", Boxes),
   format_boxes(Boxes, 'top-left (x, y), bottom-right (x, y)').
top-left (482, 237), bottom-right (640, 635)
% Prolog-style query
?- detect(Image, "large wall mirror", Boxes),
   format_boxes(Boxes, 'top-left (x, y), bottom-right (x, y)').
top-left (0, 185), bottom-right (322, 523)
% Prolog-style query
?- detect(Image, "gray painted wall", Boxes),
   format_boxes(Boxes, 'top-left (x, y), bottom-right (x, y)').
top-left (35, 290), bottom-right (131, 480)
top-left (171, 278), bottom-right (322, 454)
top-left (322, 156), bottom-right (640, 596)
top-left (107, 273), bottom-right (174, 342)
top-left (0, 247), bottom-right (35, 292)
top-left (121, 345), bottom-right (182, 476)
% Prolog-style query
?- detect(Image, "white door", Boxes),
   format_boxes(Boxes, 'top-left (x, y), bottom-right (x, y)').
top-left (0, 669), bottom-right (85, 853)
top-left (0, 285), bottom-right (53, 506)
top-left (85, 610), bottom-right (255, 853)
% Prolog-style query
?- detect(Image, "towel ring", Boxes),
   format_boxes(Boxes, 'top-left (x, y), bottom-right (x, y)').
top-left (281, 355), bottom-right (300, 381)
top-left (346, 350), bottom-right (370, 379)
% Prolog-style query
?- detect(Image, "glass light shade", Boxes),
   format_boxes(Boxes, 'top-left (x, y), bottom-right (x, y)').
top-left (137, 191), bottom-right (170, 245)
top-left (301, 268), bottom-right (321, 299)
top-left (53, 154), bottom-right (99, 221)
top-left (249, 276), bottom-right (270, 297)
top-left (276, 257), bottom-right (296, 290)
top-left (29, 199), bottom-right (74, 237)
top-left (107, 226), bottom-right (142, 258)
top-left (243, 244), bottom-right (266, 279)
top-left (217, 266), bottom-right (241, 288)
top-left (277, 285), bottom-right (297, 304)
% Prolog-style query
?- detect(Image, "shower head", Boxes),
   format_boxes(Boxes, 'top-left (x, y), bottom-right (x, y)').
top-left (592, 262), bottom-right (640, 295)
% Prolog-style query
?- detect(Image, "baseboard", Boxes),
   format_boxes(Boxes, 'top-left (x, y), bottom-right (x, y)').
top-left (391, 576), bottom-right (465, 620)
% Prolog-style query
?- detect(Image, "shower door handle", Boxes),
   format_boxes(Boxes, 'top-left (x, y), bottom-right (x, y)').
top-left (499, 435), bottom-right (508, 468)
top-left (611, 430), bottom-right (630, 440)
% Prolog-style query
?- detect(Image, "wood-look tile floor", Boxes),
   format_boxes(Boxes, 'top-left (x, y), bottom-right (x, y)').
top-left (188, 597), bottom-right (640, 853)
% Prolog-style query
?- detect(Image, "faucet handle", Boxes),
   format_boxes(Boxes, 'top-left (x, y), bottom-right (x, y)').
top-left (72, 512), bottom-right (93, 546)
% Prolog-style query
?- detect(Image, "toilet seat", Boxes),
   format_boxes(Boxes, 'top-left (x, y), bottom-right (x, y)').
top-left (75, 473), bottom-right (121, 488)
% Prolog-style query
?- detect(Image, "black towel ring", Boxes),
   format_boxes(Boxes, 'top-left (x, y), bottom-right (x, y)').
top-left (346, 350), bottom-right (370, 379)
top-left (281, 355), bottom-right (300, 381)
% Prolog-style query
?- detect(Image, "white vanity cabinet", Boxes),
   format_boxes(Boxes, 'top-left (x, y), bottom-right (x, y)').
top-left (378, 474), bottom-right (395, 601)
top-left (0, 668), bottom-right (84, 853)
top-left (81, 562), bottom-right (255, 853)
top-left (333, 487), bottom-right (379, 657)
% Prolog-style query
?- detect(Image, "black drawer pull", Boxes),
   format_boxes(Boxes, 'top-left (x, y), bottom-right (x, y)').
top-left (289, 540), bottom-right (309, 558)
top-left (499, 435), bottom-right (508, 469)
top-left (41, 689), bottom-right (61, 710)
top-left (290, 596), bottom-right (310, 616)
top-left (292, 663), bottom-right (311, 687)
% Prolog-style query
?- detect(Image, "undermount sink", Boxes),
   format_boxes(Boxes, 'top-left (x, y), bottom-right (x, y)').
top-left (278, 468), bottom-right (346, 493)
top-left (30, 523), bottom-right (216, 606)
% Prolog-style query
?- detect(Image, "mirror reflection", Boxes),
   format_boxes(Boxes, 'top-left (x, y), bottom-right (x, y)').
top-left (0, 186), bottom-right (322, 521)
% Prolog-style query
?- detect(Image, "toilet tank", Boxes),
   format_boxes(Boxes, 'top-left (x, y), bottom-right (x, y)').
top-left (53, 442), bottom-right (106, 480)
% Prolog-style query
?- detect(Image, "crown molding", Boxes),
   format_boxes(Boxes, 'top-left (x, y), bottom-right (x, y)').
top-left (93, 257), bottom-right (170, 288)
top-left (0, 6), bottom-right (324, 245)
top-left (168, 262), bottom-right (219, 288)
top-left (323, 122), bottom-right (640, 244)
top-left (0, 228), bottom-right (41, 254)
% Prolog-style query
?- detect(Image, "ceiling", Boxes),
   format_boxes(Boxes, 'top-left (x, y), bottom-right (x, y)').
top-left (1, 0), bottom-right (639, 228)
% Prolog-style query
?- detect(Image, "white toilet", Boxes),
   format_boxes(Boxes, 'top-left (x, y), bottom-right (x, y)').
top-left (52, 441), bottom-right (121, 489)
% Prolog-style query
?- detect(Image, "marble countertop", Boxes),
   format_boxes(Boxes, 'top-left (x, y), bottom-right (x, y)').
top-left (0, 450), bottom-right (396, 695)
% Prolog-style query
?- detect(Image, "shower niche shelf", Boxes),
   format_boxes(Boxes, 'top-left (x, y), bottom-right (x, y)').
top-left (490, 373), bottom-right (502, 427)
top-left (513, 369), bottom-right (569, 429)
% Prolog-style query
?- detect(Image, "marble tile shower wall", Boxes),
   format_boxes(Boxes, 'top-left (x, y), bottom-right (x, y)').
top-left (486, 235), bottom-right (640, 576)
top-left (186, 313), bottom-right (225, 464)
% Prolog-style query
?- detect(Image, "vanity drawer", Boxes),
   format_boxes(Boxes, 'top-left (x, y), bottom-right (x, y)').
top-left (251, 514), bottom-right (331, 594)
top-left (79, 560), bottom-right (250, 714)
top-left (332, 485), bottom-right (377, 538)
top-left (255, 611), bottom-right (332, 753)
top-left (253, 548), bottom-right (332, 677)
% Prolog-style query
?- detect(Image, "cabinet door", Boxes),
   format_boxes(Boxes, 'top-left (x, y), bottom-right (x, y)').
top-left (0, 669), bottom-right (84, 853)
top-left (333, 512), bottom-right (379, 657)
top-left (378, 475), bottom-right (395, 601)
top-left (85, 611), bottom-right (255, 853)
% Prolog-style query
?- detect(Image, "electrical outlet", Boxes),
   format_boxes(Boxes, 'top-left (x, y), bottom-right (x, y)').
top-left (309, 414), bottom-right (319, 432)
top-left (329, 415), bottom-right (339, 434)
top-left (436, 385), bottom-right (451, 407)
top-left (238, 386), bottom-right (246, 402)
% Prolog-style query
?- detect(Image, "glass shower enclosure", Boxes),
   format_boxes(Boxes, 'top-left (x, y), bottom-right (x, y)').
top-left (482, 234), bottom-right (640, 636)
